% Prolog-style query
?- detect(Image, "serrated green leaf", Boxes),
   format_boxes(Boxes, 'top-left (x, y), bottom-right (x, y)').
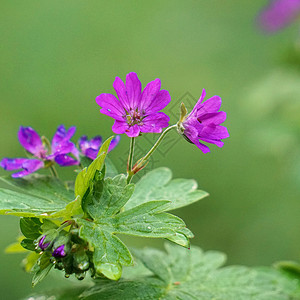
top-left (0, 174), bottom-right (73, 204)
top-left (83, 174), bottom-right (134, 220)
top-left (124, 167), bottom-right (208, 211)
top-left (115, 201), bottom-right (193, 246)
top-left (75, 137), bottom-right (113, 200)
top-left (25, 243), bottom-right (300, 300)
top-left (0, 174), bottom-right (75, 217)
top-left (77, 219), bottom-right (133, 280)
top-left (0, 188), bottom-right (70, 217)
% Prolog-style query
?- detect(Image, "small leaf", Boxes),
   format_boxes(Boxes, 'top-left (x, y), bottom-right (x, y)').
top-left (20, 218), bottom-right (42, 239)
top-left (124, 167), bottom-right (208, 211)
top-left (75, 137), bottom-right (113, 200)
top-left (21, 238), bottom-right (36, 251)
top-left (22, 252), bottom-right (40, 273)
top-left (32, 252), bottom-right (54, 287)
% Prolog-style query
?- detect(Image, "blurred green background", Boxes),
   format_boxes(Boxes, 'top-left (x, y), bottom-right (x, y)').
top-left (1, 0), bottom-right (300, 299)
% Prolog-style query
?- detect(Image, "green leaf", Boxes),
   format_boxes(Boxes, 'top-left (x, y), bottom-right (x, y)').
top-left (75, 172), bottom-right (193, 280)
top-left (26, 243), bottom-right (300, 299)
top-left (115, 201), bottom-right (193, 247)
top-left (0, 174), bottom-right (75, 217)
top-left (75, 136), bottom-right (113, 200)
top-left (105, 157), bottom-right (118, 178)
top-left (32, 252), bottom-right (54, 287)
top-left (0, 188), bottom-right (70, 217)
top-left (20, 218), bottom-right (42, 239)
top-left (77, 219), bottom-right (133, 280)
top-left (0, 174), bottom-right (73, 204)
top-left (124, 167), bottom-right (208, 212)
top-left (83, 174), bottom-right (134, 220)
top-left (21, 238), bottom-right (36, 251)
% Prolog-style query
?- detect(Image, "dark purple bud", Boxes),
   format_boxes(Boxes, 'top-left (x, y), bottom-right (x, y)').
top-left (52, 245), bottom-right (66, 258)
top-left (38, 235), bottom-right (51, 251)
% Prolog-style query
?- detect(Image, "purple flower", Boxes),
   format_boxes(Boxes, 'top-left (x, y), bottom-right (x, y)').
top-left (38, 235), bottom-right (51, 251)
top-left (178, 89), bottom-right (229, 153)
top-left (52, 245), bottom-right (66, 258)
top-left (78, 135), bottom-right (120, 160)
top-left (96, 72), bottom-right (171, 137)
top-left (258, 0), bottom-right (300, 32)
top-left (0, 125), bottom-right (79, 177)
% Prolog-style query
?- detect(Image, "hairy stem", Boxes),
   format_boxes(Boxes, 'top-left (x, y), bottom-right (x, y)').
top-left (142, 125), bottom-right (177, 162)
top-left (127, 137), bottom-right (135, 183)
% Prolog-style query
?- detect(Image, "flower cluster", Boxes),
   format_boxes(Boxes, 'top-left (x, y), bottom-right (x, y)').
top-left (96, 72), bottom-right (229, 154)
top-left (0, 125), bottom-right (119, 177)
top-left (33, 222), bottom-right (91, 280)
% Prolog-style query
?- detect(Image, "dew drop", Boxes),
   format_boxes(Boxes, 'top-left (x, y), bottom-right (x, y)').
top-left (147, 226), bottom-right (151, 230)
top-left (108, 109), bottom-right (111, 112)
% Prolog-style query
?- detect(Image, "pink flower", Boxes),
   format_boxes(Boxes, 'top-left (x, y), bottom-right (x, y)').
top-left (96, 72), bottom-right (171, 137)
top-left (178, 89), bottom-right (229, 153)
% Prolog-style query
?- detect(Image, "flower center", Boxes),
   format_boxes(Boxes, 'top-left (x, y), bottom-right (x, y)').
top-left (126, 109), bottom-right (144, 126)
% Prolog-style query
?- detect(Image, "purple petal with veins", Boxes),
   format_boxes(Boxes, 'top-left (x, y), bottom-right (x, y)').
top-left (18, 126), bottom-right (46, 158)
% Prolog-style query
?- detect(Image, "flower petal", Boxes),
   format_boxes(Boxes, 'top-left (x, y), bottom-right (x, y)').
top-left (201, 124), bottom-right (230, 140)
top-left (0, 158), bottom-right (29, 171)
top-left (125, 124), bottom-right (140, 137)
top-left (108, 135), bottom-right (120, 152)
top-left (113, 77), bottom-right (130, 111)
top-left (126, 72), bottom-right (142, 109)
top-left (85, 148), bottom-right (98, 160)
top-left (89, 136), bottom-right (102, 149)
top-left (52, 125), bottom-right (76, 153)
top-left (198, 95), bottom-right (222, 114)
top-left (140, 78), bottom-right (161, 112)
top-left (18, 126), bottom-right (44, 157)
top-left (200, 111), bottom-right (227, 125)
top-left (112, 120), bottom-right (128, 134)
top-left (199, 137), bottom-right (224, 147)
top-left (140, 112), bottom-right (170, 133)
top-left (143, 90), bottom-right (171, 114)
top-left (190, 89), bottom-right (206, 116)
top-left (11, 159), bottom-right (44, 178)
top-left (96, 94), bottom-right (124, 120)
top-left (55, 154), bottom-right (79, 166)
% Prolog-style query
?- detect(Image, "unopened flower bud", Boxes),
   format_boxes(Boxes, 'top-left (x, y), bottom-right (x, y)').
top-left (37, 229), bottom-right (57, 251)
top-left (52, 245), bottom-right (66, 258)
top-left (52, 234), bottom-right (71, 258)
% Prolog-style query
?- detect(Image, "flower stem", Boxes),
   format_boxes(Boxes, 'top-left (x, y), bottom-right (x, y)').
top-left (49, 165), bottom-right (59, 178)
top-left (126, 137), bottom-right (135, 183)
top-left (128, 125), bottom-right (177, 183)
top-left (142, 125), bottom-right (177, 162)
